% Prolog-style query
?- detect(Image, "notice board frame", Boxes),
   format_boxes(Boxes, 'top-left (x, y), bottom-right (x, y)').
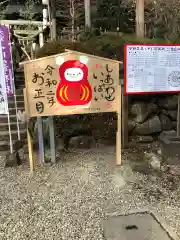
top-left (124, 43), bottom-right (180, 95)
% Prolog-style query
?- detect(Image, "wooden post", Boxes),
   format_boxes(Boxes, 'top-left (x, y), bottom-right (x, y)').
top-left (38, 27), bottom-right (45, 165)
top-left (84, 0), bottom-right (91, 27)
top-left (177, 95), bottom-right (180, 136)
top-left (39, 26), bottom-right (44, 46)
top-left (121, 86), bottom-right (129, 148)
top-left (48, 116), bottom-right (56, 163)
top-left (116, 85), bottom-right (122, 165)
top-left (50, 0), bottom-right (57, 40)
top-left (48, 1), bottom-right (56, 164)
top-left (136, 0), bottom-right (145, 38)
top-left (24, 88), bottom-right (35, 174)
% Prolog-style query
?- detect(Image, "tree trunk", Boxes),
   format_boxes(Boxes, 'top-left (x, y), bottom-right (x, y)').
top-left (136, 0), bottom-right (144, 38)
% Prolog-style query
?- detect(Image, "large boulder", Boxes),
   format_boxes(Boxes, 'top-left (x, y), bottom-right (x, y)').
top-left (5, 152), bottom-right (22, 168)
top-left (159, 130), bottom-right (177, 141)
top-left (159, 113), bottom-right (172, 131)
top-left (130, 102), bottom-right (158, 123)
top-left (133, 115), bottom-right (162, 135)
top-left (168, 110), bottom-right (177, 120)
top-left (68, 135), bottom-right (96, 149)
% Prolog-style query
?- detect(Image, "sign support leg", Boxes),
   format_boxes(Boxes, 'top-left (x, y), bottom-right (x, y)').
top-left (24, 88), bottom-right (35, 173)
top-left (37, 117), bottom-right (45, 164)
top-left (122, 93), bottom-right (129, 148)
top-left (27, 128), bottom-right (35, 174)
top-left (116, 87), bottom-right (122, 165)
top-left (7, 104), bottom-right (13, 154)
top-left (177, 94), bottom-right (180, 136)
top-left (48, 116), bottom-right (56, 163)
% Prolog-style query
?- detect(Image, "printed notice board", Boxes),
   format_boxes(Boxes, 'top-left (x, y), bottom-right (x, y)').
top-left (24, 51), bottom-right (120, 117)
top-left (124, 44), bottom-right (180, 94)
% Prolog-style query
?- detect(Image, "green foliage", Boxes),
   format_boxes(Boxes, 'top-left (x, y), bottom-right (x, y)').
top-left (79, 27), bottom-right (101, 41)
top-left (19, 0), bottom-right (39, 21)
top-left (95, 0), bottom-right (134, 32)
top-left (36, 39), bottom-right (104, 59)
top-left (19, 0), bottom-right (39, 30)
top-left (37, 33), bottom-right (168, 61)
top-left (0, 0), bottom-right (9, 20)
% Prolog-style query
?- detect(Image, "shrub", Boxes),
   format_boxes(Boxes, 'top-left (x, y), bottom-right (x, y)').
top-left (36, 33), bottom-right (168, 61)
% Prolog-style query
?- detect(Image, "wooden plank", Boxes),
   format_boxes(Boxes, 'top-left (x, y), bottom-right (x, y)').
top-left (23, 88), bottom-right (35, 173)
top-left (23, 53), bottom-right (119, 118)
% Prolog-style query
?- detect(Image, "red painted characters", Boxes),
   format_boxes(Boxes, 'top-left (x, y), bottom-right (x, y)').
top-left (56, 58), bottom-right (92, 106)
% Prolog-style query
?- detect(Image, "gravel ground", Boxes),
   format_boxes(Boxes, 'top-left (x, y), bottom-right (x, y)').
top-left (0, 146), bottom-right (180, 239)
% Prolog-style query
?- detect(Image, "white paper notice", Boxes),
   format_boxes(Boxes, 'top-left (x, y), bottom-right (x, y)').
top-left (125, 45), bottom-right (180, 93)
top-left (0, 41), bottom-right (8, 114)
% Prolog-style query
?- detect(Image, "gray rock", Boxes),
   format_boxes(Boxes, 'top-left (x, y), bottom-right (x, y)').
top-left (158, 95), bottom-right (178, 110)
top-left (130, 102), bottom-right (157, 123)
top-left (128, 119), bottom-right (136, 133)
top-left (159, 130), bottom-right (177, 141)
top-left (168, 110), bottom-right (177, 120)
top-left (56, 137), bottom-right (67, 152)
top-left (168, 165), bottom-right (180, 176)
top-left (134, 115), bottom-right (162, 135)
top-left (5, 153), bottom-right (20, 167)
top-left (160, 109), bottom-right (168, 115)
top-left (145, 152), bottom-right (162, 170)
top-left (69, 135), bottom-right (96, 149)
top-left (159, 113), bottom-right (172, 131)
top-left (129, 135), bottom-right (153, 143)
top-left (149, 157), bottom-right (161, 171)
top-left (147, 153), bottom-right (161, 171)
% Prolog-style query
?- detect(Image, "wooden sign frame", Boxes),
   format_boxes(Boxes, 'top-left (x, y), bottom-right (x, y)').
top-left (23, 51), bottom-right (122, 171)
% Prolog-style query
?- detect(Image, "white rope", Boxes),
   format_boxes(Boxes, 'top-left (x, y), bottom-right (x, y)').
top-left (14, 29), bottom-right (44, 41)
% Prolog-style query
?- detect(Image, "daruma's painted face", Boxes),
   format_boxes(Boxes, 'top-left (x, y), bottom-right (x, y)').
top-left (64, 67), bottom-right (84, 81)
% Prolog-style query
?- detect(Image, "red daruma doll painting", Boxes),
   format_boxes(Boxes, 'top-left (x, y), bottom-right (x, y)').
top-left (56, 56), bottom-right (92, 107)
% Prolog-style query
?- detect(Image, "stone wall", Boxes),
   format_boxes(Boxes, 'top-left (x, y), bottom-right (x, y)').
top-left (128, 94), bottom-right (177, 141)
top-left (55, 94), bottom-right (178, 144)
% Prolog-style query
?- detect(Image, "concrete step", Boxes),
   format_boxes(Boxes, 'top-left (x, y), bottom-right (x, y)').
top-left (8, 95), bottom-right (24, 101)
top-left (0, 129), bottom-right (26, 141)
top-left (15, 71), bottom-right (24, 77)
top-left (0, 115), bottom-right (19, 123)
top-left (0, 139), bottom-right (26, 151)
top-left (0, 122), bottom-right (26, 131)
top-left (9, 107), bottom-right (25, 115)
top-left (16, 85), bottom-right (25, 90)
top-left (8, 100), bottom-right (24, 108)
top-left (15, 89), bottom-right (24, 95)
top-left (15, 76), bottom-right (24, 79)
top-left (15, 77), bottom-right (25, 82)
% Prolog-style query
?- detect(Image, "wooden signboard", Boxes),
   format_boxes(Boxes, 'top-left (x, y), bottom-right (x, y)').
top-left (24, 51), bottom-right (121, 168)
top-left (24, 51), bottom-right (120, 117)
